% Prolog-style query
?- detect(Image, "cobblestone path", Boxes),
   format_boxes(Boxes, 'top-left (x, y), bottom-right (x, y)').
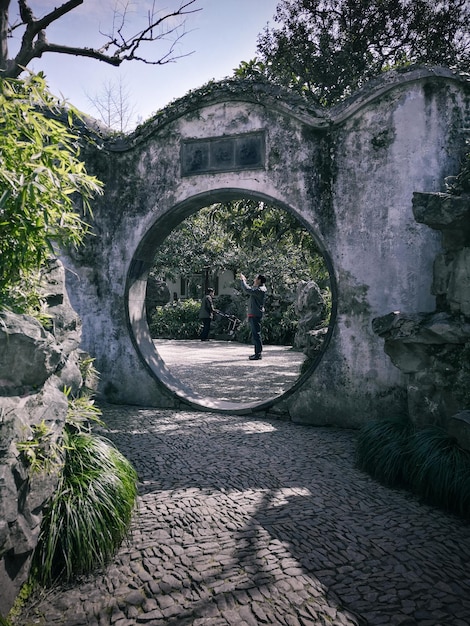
top-left (15, 405), bottom-right (470, 626)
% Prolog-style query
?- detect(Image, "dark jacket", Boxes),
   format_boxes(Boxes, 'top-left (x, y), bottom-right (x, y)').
top-left (240, 279), bottom-right (267, 318)
top-left (199, 294), bottom-right (216, 319)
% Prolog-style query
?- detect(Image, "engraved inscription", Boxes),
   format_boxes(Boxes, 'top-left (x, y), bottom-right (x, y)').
top-left (212, 139), bottom-right (235, 167)
top-left (181, 132), bottom-right (265, 176)
top-left (237, 135), bottom-right (262, 167)
top-left (183, 143), bottom-right (210, 174)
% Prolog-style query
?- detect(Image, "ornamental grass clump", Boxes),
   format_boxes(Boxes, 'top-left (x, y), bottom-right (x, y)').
top-left (32, 429), bottom-right (138, 586)
top-left (408, 426), bottom-right (470, 517)
top-left (355, 414), bottom-right (415, 489)
top-left (356, 416), bottom-right (470, 519)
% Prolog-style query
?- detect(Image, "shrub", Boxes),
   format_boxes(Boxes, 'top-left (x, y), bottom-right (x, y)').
top-left (408, 426), bottom-right (470, 516)
top-left (148, 299), bottom-right (201, 339)
top-left (355, 414), bottom-right (415, 488)
top-left (215, 294), bottom-right (298, 345)
top-left (16, 419), bottom-right (62, 476)
top-left (356, 416), bottom-right (470, 518)
top-left (148, 293), bottom-right (305, 346)
top-left (31, 428), bottom-right (138, 586)
top-left (263, 303), bottom-right (298, 345)
top-left (212, 294), bottom-right (247, 337)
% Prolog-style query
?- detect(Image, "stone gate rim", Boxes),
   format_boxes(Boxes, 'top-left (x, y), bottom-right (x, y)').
top-left (125, 187), bottom-right (338, 414)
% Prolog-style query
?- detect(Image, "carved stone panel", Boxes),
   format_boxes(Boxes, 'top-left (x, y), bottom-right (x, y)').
top-left (181, 132), bottom-right (265, 176)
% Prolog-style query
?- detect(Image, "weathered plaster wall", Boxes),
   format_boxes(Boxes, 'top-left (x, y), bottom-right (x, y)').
top-left (63, 67), bottom-right (469, 427)
top-left (289, 70), bottom-right (469, 425)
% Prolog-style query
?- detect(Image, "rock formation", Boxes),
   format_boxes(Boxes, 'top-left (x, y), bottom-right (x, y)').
top-left (0, 259), bottom-right (83, 613)
top-left (373, 187), bottom-right (470, 442)
top-left (293, 280), bottom-right (328, 358)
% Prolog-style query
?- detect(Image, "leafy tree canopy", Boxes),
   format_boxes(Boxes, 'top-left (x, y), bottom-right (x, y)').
top-left (0, 72), bottom-right (103, 312)
top-left (236, 0), bottom-right (470, 106)
top-left (150, 200), bottom-right (330, 298)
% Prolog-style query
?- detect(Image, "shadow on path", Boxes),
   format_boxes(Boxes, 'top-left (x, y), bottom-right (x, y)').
top-left (154, 339), bottom-right (306, 402)
top-left (16, 406), bottom-right (470, 626)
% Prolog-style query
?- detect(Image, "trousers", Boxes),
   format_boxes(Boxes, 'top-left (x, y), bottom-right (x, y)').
top-left (249, 316), bottom-right (262, 355)
top-left (200, 318), bottom-right (211, 340)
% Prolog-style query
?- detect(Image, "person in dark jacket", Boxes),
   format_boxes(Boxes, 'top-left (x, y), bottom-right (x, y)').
top-left (199, 288), bottom-right (216, 341)
top-left (240, 273), bottom-right (267, 360)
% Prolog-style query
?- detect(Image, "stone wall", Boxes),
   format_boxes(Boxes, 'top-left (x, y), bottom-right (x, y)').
top-left (0, 260), bottom-right (82, 614)
top-left (373, 188), bottom-right (470, 434)
top-left (61, 66), bottom-right (469, 426)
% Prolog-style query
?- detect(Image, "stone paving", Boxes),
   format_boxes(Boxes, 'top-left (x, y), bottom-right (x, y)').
top-left (15, 405), bottom-right (470, 626)
top-left (153, 340), bottom-right (307, 402)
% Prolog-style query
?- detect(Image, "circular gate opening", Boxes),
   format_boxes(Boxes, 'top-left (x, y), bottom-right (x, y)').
top-left (126, 190), bottom-right (337, 413)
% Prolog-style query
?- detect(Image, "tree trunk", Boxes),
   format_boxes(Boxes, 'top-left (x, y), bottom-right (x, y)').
top-left (0, 0), bottom-right (10, 73)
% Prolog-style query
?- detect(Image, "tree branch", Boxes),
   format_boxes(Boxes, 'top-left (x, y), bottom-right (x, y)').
top-left (2, 0), bottom-right (200, 78)
top-left (31, 42), bottom-right (122, 66)
top-left (98, 0), bottom-right (199, 62)
top-left (32, 0), bottom-right (83, 31)
top-left (9, 0), bottom-right (84, 76)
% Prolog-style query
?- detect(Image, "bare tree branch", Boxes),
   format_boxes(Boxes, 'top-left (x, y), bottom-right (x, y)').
top-left (29, 42), bottom-right (122, 66)
top-left (0, 0), bottom-right (201, 78)
top-left (86, 75), bottom-right (138, 132)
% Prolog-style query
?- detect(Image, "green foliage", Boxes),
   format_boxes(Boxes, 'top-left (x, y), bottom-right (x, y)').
top-left (31, 428), bottom-right (138, 586)
top-left (5, 579), bottom-right (35, 624)
top-left (78, 354), bottom-right (101, 394)
top-left (356, 416), bottom-right (470, 518)
top-left (409, 427), bottom-right (470, 515)
top-left (214, 294), bottom-right (299, 345)
top-left (149, 201), bottom-right (332, 344)
top-left (65, 391), bottom-right (106, 433)
top-left (17, 389), bottom-right (138, 588)
top-left (17, 390), bottom-right (105, 475)
top-left (149, 299), bottom-right (201, 339)
top-left (262, 302), bottom-right (298, 345)
top-left (355, 414), bottom-right (414, 488)
top-left (150, 201), bottom-right (330, 299)
top-left (446, 140), bottom-right (470, 195)
top-left (2, 270), bottom-right (50, 320)
top-left (246, 0), bottom-right (470, 106)
top-left (149, 294), bottom-right (301, 346)
top-left (0, 73), bottom-right (103, 312)
top-left (16, 420), bottom-right (62, 476)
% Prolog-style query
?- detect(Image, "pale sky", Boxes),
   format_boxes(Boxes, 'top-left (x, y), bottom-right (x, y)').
top-left (17, 1), bottom-right (279, 129)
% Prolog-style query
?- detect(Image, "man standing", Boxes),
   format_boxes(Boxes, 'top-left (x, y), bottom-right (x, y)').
top-left (199, 287), bottom-right (216, 341)
top-left (240, 273), bottom-right (267, 360)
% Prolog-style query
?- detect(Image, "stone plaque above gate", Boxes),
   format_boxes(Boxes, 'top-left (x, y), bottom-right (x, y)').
top-left (181, 131), bottom-right (265, 176)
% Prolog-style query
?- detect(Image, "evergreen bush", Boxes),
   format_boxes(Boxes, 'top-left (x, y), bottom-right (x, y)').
top-left (355, 414), bottom-right (414, 488)
top-left (408, 427), bottom-right (470, 516)
top-left (148, 299), bottom-right (201, 339)
top-left (263, 303), bottom-right (298, 345)
top-left (355, 416), bottom-right (470, 518)
top-left (149, 293), bottom-right (299, 345)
